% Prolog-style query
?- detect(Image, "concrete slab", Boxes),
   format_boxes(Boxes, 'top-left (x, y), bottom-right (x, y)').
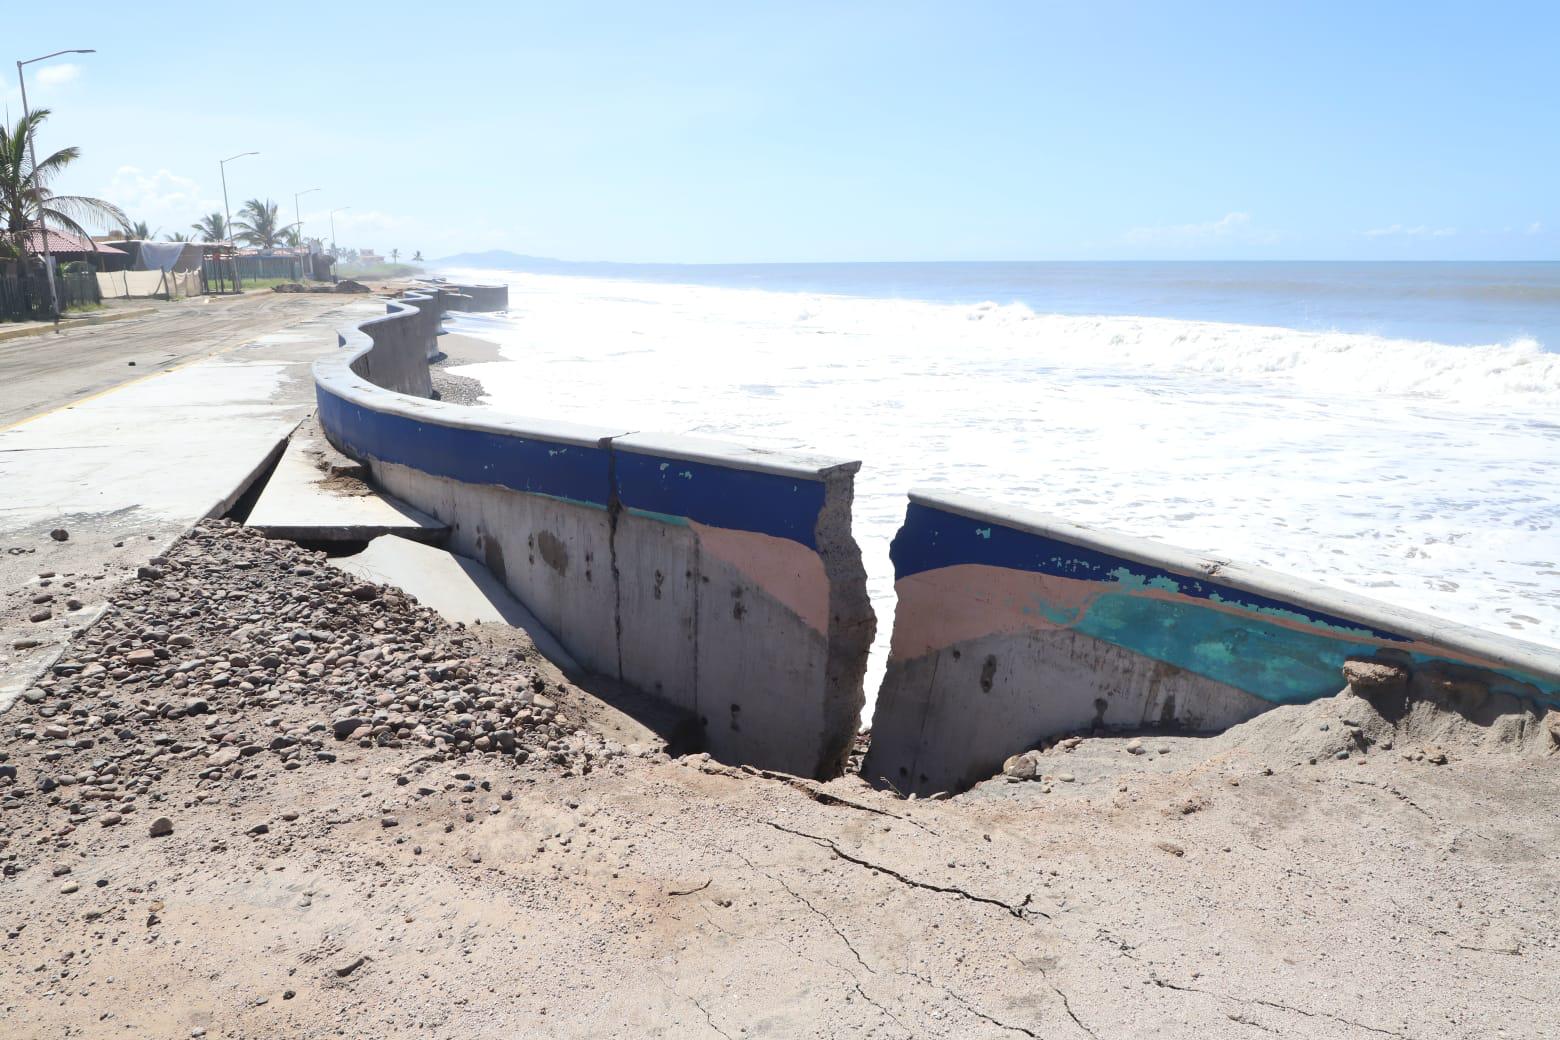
top-left (245, 427), bottom-right (449, 543)
top-left (329, 534), bottom-right (576, 667)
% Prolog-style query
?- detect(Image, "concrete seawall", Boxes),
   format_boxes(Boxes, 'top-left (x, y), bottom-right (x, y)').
top-left (314, 284), bottom-right (875, 778)
top-left (863, 489), bottom-right (1560, 795)
top-left (342, 290), bottom-right (441, 397)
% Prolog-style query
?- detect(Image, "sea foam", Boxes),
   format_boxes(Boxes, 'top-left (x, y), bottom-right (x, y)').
top-left (442, 270), bottom-right (1560, 710)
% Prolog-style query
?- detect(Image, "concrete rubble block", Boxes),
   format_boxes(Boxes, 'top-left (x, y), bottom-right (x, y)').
top-left (865, 489), bottom-right (1560, 797)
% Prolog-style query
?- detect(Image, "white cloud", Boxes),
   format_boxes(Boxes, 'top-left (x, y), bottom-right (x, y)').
top-left (107, 166), bottom-right (221, 228)
top-left (36, 63), bottom-right (82, 87)
top-left (1526, 222), bottom-right (1544, 235)
top-left (1361, 224), bottom-right (1457, 239)
top-left (1124, 211), bottom-right (1278, 245)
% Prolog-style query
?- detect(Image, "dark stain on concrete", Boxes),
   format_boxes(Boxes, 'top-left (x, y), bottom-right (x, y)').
top-left (481, 532), bottom-right (506, 584)
top-left (536, 530), bottom-right (569, 576)
top-left (979, 654), bottom-right (997, 693)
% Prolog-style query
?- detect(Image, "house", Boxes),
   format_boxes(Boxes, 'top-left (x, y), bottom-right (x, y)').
top-left (22, 229), bottom-right (130, 272)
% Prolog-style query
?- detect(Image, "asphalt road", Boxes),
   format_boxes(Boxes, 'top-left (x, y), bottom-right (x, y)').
top-left (0, 292), bottom-right (358, 428)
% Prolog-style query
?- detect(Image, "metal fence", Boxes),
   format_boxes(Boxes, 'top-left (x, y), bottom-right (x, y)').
top-left (0, 268), bottom-right (103, 321)
top-left (199, 254), bottom-right (305, 294)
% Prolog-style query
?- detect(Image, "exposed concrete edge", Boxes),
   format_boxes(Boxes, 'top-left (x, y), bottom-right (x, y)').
top-left (814, 466), bottom-right (876, 774)
top-left (614, 431), bottom-right (860, 481)
top-left (201, 424), bottom-right (299, 520)
top-left (908, 488), bottom-right (1560, 688)
top-left (0, 604), bottom-right (112, 715)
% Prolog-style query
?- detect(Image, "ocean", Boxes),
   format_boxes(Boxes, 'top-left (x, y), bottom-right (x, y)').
top-left (437, 261), bottom-right (1560, 707)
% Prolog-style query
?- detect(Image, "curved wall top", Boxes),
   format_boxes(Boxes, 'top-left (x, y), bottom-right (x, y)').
top-left (317, 282), bottom-right (1555, 791)
top-left (313, 282), bottom-right (875, 779)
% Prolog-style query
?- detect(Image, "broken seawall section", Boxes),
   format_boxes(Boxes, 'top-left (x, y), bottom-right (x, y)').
top-left (862, 489), bottom-right (1560, 795)
top-left (314, 282), bottom-right (875, 779)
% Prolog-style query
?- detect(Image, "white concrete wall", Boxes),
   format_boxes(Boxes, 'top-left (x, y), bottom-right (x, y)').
top-left (313, 289), bottom-right (875, 779)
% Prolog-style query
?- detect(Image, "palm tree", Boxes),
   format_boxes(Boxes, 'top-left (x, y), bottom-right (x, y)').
top-left (165, 231), bottom-right (190, 242)
top-left (234, 198), bottom-right (284, 250)
top-left (0, 108), bottom-right (127, 261)
top-left (278, 225), bottom-right (302, 248)
top-left (110, 219), bottom-right (158, 241)
top-left (191, 212), bottom-right (228, 242)
top-left (390, 248), bottom-right (400, 263)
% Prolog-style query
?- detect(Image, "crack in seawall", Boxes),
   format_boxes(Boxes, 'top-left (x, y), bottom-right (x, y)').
top-left (604, 440), bottom-right (627, 685)
top-left (1151, 978), bottom-right (1410, 1038)
top-left (764, 821), bottom-right (1044, 920)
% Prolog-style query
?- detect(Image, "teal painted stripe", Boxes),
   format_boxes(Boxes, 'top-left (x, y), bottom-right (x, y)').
top-left (626, 506), bottom-right (691, 526)
top-left (1071, 590), bottom-right (1557, 707)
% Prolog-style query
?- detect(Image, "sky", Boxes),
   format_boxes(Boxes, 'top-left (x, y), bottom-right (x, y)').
top-left (4, 1), bottom-right (1557, 263)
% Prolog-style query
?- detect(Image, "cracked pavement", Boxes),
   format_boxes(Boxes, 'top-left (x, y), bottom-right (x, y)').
top-left (5, 702), bottom-right (1555, 1037)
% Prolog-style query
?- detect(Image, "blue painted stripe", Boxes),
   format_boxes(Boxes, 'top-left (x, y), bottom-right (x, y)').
top-left (614, 451), bottom-right (825, 548)
top-left (316, 386), bottom-right (611, 507)
top-left (893, 500), bottom-right (1558, 705)
top-left (891, 501), bottom-right (1402, 641)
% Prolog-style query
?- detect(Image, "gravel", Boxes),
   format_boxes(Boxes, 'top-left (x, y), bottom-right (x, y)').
top-left (0, 519), bottom-right (605, 837)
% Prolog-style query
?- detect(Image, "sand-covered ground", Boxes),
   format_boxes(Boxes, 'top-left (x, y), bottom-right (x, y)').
top-left (2, 522), bottom-right (1557, 1039)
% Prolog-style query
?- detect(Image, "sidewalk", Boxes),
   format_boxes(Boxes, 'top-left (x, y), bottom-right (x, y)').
top-left (0, 299), bottom-right (379, 709)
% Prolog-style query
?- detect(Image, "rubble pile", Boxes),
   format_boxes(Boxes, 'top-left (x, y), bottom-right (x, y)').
top-left (0, 520), bottom-right (604, 838)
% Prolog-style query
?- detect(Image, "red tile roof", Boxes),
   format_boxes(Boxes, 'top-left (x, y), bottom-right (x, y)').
top-left (20, 228), bottom-right (127, 254)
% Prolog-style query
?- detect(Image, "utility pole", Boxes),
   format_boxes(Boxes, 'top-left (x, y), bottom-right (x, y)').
top-left (219, 151), bottom-right (258, 292)
top-left (17, 48), bottom-right (96, 328)
top-left (294, 186), bottom-right (319, 275)
top-left (294, 188), bottom-right (320, 279)
top-left (329, 206), bottom-right (350, 258)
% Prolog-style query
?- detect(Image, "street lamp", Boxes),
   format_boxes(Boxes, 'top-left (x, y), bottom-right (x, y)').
top-left (293, 187), bottom-right (320, 239)
top-left (294, 188), bottom-right (321, 280)
top-left (17, 48), bottom-right (96, 327)
top-left (219, 150), bottom-right (257, 291)
top-left (329, 207), bottom-right (350, 258)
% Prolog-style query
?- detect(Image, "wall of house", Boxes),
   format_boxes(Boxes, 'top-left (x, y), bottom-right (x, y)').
top-left (862, 490), bottom-right (1560, 795)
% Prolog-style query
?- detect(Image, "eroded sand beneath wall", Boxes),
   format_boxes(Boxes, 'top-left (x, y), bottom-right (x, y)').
top-left (2, 526), bottom-right (1558, 1039)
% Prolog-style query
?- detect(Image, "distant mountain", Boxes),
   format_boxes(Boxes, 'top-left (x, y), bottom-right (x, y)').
top-left (432, 250), bottom-right (584, 271)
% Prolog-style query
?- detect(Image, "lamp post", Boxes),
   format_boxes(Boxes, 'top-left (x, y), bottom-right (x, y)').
top-left (219, 150), bottom-right (257, 292)
top-left (329, 207), bottom-right (350, 258)
top-left (294, 188), bottom-right (320, 279)
top-left (293, 188), bottom-right (320, 238)
top-left (17, 48), bottom-right (96, 327)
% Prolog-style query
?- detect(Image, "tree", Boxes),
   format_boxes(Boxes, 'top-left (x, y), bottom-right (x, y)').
top-left (234, 198), bottom-right (284, 250)
top-left (110, 219), bottom-right (158, 241)
top-left (191, 212), bottom-right (228, 242)
top-left (165, 231), bottom-right (190, 242)
top-left (0, 108), bottom-right (127, 261)
top-left (278, 226), bottom-right (302, 248)
top-left (390, 248), bottom-right (399, 263)
top-left (412, 251), bottom-right (423, 262)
